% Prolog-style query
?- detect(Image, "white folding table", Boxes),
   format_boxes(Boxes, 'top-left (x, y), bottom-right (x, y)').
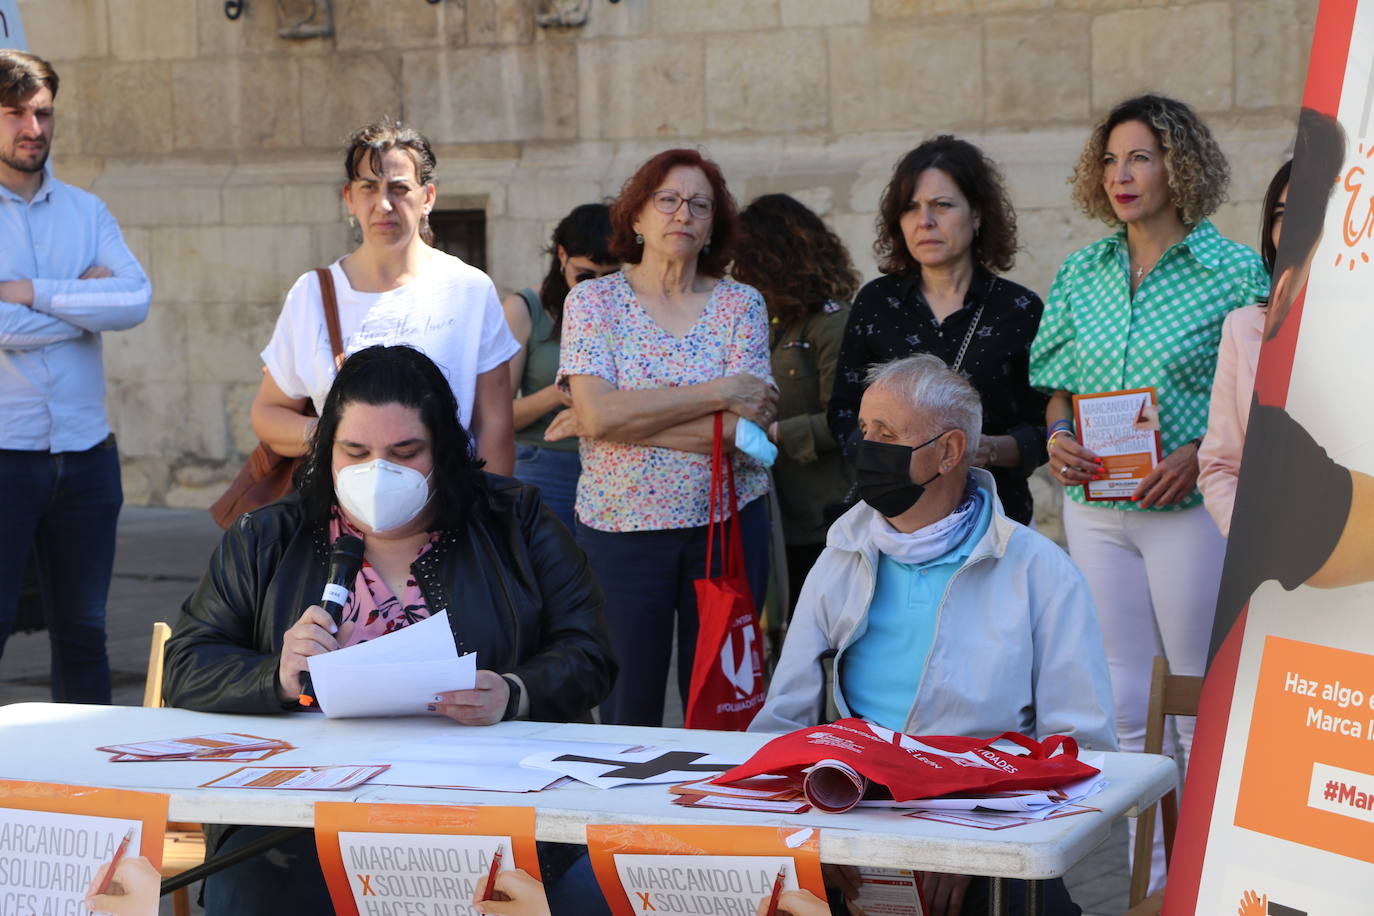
top-left (0, 703), bottom-right (1175, 914)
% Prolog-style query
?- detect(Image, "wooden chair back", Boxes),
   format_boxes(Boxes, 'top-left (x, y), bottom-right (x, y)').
top-left (143, 621), bottom-right (204, 916)
top-left (1125, 656), bottom-right (1203, 913)
top-left (143, 621), bottom-right (171, 708)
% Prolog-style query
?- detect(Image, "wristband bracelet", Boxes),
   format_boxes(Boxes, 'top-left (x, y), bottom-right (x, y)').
top-left (1048, 419), bottom-right (1074, 436)
top-left (1047, 428), bottom-right (1074, 450)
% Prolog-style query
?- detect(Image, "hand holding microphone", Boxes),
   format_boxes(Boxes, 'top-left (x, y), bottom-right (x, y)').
top-left (277, 535), bottom-right (365, 706)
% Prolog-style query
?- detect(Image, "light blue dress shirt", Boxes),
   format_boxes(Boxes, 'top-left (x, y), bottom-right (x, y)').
top-left (840, 491), bottom-right (994, 733)
top-left (0, 169), bottom-right (151, 451)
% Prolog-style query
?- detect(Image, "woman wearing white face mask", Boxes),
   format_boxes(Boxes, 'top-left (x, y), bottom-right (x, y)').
top-left (164, 345), bottom-right (616, 913)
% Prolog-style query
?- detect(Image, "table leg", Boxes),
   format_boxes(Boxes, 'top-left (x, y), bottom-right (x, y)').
top-left (988, 876), bottom-right (1010, 916)
top-left (160, 826), bottom-right (308, 894)
top-left (1025, 878), bottom-right (1044, 916)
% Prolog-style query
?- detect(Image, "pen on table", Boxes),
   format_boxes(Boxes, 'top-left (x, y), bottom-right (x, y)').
top-left (480, 842), bottom-right (505, 902)
top-left (94, 827), bottom-right (135, 896)
top-left (764, 864), bottom-right (787, 916)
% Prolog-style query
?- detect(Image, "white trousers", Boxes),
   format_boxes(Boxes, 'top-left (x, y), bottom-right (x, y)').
top-left (1061, 498), bottom-right (1226, 891)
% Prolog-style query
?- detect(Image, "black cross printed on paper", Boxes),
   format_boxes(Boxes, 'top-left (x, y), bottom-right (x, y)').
top-left (552, 751), bottom-right (733, 780)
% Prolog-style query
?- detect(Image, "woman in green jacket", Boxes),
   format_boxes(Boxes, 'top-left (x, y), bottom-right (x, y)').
top-left (733, 194), bottom-right (860, 613)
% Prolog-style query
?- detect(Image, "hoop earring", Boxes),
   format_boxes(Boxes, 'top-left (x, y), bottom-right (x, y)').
top-left (634, 233), bottom-right (644, 245)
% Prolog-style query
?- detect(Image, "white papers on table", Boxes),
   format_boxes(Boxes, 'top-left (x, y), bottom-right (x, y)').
top-left (306, 611), bottom-right (475, 718)
top-left (900, 754), bottom-right (1109, 824)
top-left (200, 764), bottom-right (389, 790)
top-left (521, 745), bottom-right (739, 789)
top-left (364, 735), bottom-right (649, 793)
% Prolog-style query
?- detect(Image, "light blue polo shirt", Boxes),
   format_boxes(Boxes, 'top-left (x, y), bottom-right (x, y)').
top-left (840, 491), bottom-right (993, 733)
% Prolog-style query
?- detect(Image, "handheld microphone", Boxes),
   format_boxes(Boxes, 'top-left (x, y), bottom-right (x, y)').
top-left (299, 534), bottom-right (366, 708)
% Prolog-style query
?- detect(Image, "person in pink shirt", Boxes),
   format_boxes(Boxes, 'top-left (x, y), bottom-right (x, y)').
top-left (1197, 160), bottom-right (1289, 535)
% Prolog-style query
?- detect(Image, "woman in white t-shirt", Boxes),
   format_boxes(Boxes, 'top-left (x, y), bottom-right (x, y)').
top-left (251, 121), bottom-right (519, 473)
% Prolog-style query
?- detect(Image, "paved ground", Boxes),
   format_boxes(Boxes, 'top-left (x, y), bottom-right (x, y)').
top-left (0, 507), bottom-right (1132, 915)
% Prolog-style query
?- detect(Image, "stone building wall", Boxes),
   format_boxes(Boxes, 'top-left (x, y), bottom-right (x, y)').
top-left (17, 0), bottom-right (1317, 535)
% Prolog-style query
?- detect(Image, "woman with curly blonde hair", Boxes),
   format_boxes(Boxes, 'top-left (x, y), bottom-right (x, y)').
top-left (1029, 93), bottom-right (1269, 892)
top-left (733, 193), bottom-right (860, 607)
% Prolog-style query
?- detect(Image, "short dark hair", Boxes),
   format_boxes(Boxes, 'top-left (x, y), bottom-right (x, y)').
top-left (343, 120), bottom-right (438, 245)
top-left (873, 135), bottom-right (1019, 276)
top-left (1071, 94), bottom-right (1229, 227)
top-left (0, 49), bottom-right (58, 107)
top-left (1260, 159), bottom-right (1293, 277)
top-left (539, 202), bottom-right (616, 335)
top-left (294, 346), bottom-right (485, 529)
top-left (734, 193), bottom-right (860, 324)
top-left (608, 148), bottom-right (739, 277)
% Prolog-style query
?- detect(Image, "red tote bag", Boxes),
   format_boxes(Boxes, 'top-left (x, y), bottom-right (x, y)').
top-left (684, 413), bottom-right (766, 730)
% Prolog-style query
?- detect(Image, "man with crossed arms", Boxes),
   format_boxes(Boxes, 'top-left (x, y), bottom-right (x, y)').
top-left (0, 49), bottom-right (151, 703)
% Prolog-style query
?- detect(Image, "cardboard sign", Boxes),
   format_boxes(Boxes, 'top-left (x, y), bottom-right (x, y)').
top-left (1071, 387), bottom-right (1162, 501)
top-left (0, 781), bottom-right (167, 914)
top-left (587, 824), bottom-right (824, 916)
top-left (315, 803), bottom-right (538, 916)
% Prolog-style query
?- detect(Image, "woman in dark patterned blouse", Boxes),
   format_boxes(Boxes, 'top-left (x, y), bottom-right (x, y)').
top-left (828, 135), bottom-right (1048, 524)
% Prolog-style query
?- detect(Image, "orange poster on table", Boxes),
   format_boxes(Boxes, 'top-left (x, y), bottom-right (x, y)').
top-left (315, 802), bottom-right (538, 916)
top-left (0, 780), bottom-right (168, 913)
top-left (587, 823), bottom-right (825, 916)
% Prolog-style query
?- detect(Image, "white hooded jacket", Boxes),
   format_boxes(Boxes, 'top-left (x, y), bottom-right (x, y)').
top-left (751, 468), bottom-right (1118, 751)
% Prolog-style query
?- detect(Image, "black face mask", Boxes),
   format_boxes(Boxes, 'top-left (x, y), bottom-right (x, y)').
top-left (854, 433), bottom-right (946, 517)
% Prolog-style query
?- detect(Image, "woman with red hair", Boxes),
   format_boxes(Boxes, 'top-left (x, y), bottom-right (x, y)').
top-left (550, 149), bottom-right (777, 727)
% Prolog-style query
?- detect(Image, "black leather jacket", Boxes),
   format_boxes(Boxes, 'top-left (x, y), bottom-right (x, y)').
top-left (164, 475), bottom-right (616, 722)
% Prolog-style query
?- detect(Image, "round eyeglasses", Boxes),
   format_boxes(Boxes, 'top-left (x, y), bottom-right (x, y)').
top-left (652, 190), bottom-right (714, 219)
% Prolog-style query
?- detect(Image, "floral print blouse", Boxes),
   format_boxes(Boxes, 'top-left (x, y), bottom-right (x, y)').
top-left (330, 513), bottom-right (438, 646)
top-left (559, 270), bottom-right (774, 532)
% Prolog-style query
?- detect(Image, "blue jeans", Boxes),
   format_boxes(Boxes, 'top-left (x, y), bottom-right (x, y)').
top-left (0, 437), bottom-right (122, 704)
top-left (577, 497), bottom-right (770, 727)
top-left (513, 444), bottom-right (581, 534)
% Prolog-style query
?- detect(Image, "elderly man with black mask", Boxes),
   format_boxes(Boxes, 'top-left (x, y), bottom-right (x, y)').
top-left (753, 354), bottom-right (1115, 916)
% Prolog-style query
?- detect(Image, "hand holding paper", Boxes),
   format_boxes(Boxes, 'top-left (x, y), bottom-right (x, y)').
top-left (306, 611), bottom-right (476, 718)
top-left (472, 868), bottom-right (551, 916)
top-left (431, 669), bottom-right (511, 726)
top-left (84, 855), bottom-right (161, 916)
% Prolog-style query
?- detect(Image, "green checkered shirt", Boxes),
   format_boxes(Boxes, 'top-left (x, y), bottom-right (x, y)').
top-left (1030, 219), bottom-right (1269, 511)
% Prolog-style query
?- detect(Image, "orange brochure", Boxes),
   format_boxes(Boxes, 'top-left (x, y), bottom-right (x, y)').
top-left (0, 780), bottom-right (168, 912)
top-left (587, 824), bottom-right (825, 916)
top-left (315, 803), bottom-right (538, 916)
top-left (1071, 387), bottom-right (1162, 501)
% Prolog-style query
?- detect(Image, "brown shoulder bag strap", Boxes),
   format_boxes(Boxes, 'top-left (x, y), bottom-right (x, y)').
top-left (315, 267), bottom-right (344, 362)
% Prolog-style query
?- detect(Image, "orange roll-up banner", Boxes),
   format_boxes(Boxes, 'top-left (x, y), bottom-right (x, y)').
top-left (315, 802), bottom-right (539, 916)
top-left (1169, 1), bottom-right (1374, 912)
top-left (587, 823), bottom-right (825, 916)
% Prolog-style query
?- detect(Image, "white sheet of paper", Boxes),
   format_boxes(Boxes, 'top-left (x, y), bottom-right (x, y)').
top-left (522, 746), bottom-right (740, 788)
top-left (200, 764), bottom-right (388, 790)
top-left (364, 735), bottom-right (646, 793)
top-left (338, 831), bottom-right (510, 913)
top-left (613, 854), bottom-right (796, 913)
top-left (307, 611), bottom-right (476, 718)
top-left (0, 808), bottom-right (141, 913)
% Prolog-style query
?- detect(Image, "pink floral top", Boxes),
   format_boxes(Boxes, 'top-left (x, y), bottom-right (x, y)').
top-left (329, 514), bottom-right (440, 647)
top-left (559, 271), bottom-right (774, 532)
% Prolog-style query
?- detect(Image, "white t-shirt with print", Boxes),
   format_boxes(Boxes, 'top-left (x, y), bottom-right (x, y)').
top-left (261, 252), bottom-right (520, 427)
